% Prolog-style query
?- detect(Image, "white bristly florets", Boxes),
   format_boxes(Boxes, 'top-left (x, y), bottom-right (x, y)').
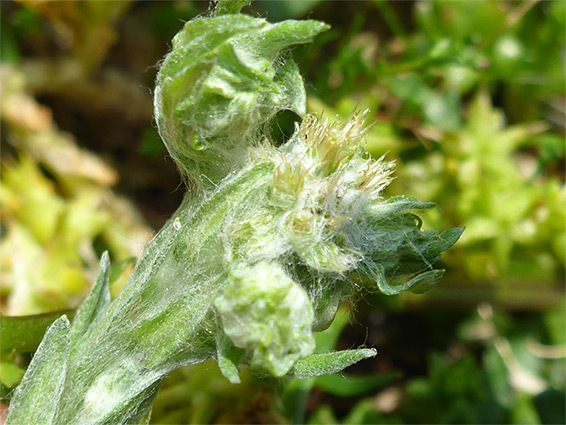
top-left (248, 111), bottom-right (394, 274)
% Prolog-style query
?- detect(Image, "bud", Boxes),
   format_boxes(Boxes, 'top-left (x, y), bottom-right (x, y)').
top-left (214, 261), bottom-right (315, 377)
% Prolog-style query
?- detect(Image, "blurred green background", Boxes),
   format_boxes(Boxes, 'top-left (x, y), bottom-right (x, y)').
top-left (0, 1), bottom-right (564, 424)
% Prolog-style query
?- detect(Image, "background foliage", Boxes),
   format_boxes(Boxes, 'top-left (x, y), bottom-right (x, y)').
top-left (0, 1), bottom-right (564, 424)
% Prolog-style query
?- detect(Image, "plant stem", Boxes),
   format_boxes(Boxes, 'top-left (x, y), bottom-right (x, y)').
top-left (52, 163), bottom-right (273, 424)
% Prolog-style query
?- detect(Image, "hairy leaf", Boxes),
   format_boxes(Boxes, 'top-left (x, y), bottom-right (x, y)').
top-left (6, 316), bottom-right (70, 425)
top-left (287, 348), bottom-right (377, 379)
top-left (155, 12), bottom-right (328, 187)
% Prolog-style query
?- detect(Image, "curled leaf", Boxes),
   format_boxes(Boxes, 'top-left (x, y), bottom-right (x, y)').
top-left (155, 12), bottom-right (328, 187)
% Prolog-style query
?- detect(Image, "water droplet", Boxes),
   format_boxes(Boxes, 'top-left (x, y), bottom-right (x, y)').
top-left (192, 133), bottom-right (207, 151)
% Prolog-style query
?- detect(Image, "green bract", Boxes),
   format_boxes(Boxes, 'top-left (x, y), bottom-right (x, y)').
top-left (7, 2), bottom-right (461, 424)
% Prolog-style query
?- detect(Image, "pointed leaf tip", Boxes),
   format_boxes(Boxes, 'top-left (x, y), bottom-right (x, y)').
top-left (6, 315), bottom-right (71, 425)
top-left (217, 333), bottom-right (243, 384)
top-left (70, 251), bottom-right (111, 345)
top-left (287, 348), bottom-right (377, 379)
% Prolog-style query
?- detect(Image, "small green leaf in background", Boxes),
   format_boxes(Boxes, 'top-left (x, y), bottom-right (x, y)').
top-left (535, 388), bottom-right (566, 425)
top-left (216, 332), bottom-right (244, 384)
top-left (108, 256), bottom-right (136, 298)
top-left (0, 362), bottom-right (24, 388)
top-left (139, 127), bottom-right (166, 158)
top-left (314, 371), bottom-right (400, 397)
top-left (308, 404), bottom-right (338, 424)
top-left (385, 75), bottom-right (462, 131)
top-left (543, 302), bottom-right (566, 346)
top-left (342, 398), bottom-right (397, 425)
top-left (510, 393), bottom-right (540, 425)
top-left (257, 0), bottom-right (322, 20)
top-left (280, 308), bottom-right (351, 424)
top-left (0, 310), bottom-right (74, 354)
top-left (0, 22), bottom-right (20, 64)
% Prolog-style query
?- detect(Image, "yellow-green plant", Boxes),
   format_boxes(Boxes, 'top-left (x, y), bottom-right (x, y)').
top-left (0, 66), bottom-right (150, 316)
top-left (398, 92), bottom-right (565, 284)
top-left (6, 2), bottom-right (461, 423)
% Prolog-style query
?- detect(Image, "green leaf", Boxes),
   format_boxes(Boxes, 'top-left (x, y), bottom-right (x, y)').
top-left (361, 194), bottom-right (464, 295)
top-left (280, 308), bottom-right (353, 424)
top-left (70, 251), bottom-right (111, 347)
top-left (407, 269), bottom-right (445, 294)
top-left (281, 378), bottom-right (316, 425)
top-left (314, 371), bottom-right (400, 397)
top-left (0, 362), bottom-right (25, 388)
top-left (287, 348), bottom-right (377, 379)
top-left (511, 393), bottom-right (540, 425)
top-left (6, 315), bottom-right (71, 425)
top-left (314, 308), bottom-right (350, 354)
top-left (543, 302), bottom-right (566, 345)
top-left (423, 91), bottom-right (462, 131)
top-left (0, 21), bottom-right (20, 64)
top-left (139, 127), bottom-right (166, 158)
top-left (374, 268), bottom-right (446, 296)
top-left (342, 398), bottom-right (393, 424)
top-left (0, 309), bottom-right (75, 354)
top-left (216, 332), bottom-right (244, 384)
top-left (307, 405), bottom-right (338, 425)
